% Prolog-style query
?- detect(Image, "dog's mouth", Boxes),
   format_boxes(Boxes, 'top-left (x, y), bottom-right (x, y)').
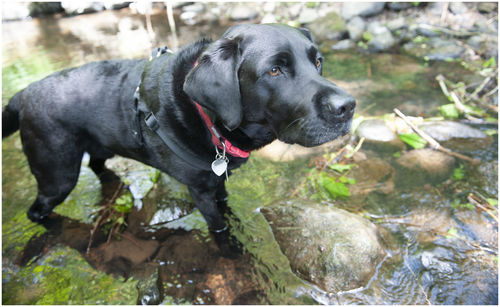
top-left (277, 117), bottom-right (353, 147)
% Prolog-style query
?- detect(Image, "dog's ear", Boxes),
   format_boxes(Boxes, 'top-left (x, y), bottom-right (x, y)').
top-left (298, 27), bottom-right (314, 43)
top-left (183, 37), bottom-right (242, 131)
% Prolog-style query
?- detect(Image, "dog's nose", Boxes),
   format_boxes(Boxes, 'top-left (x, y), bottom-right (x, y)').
top-left (326, 94), bottom-right (356, 120)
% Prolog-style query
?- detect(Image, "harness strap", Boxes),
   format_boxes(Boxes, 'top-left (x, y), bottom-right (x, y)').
top-left (144, 111), bottom-right (212, 170)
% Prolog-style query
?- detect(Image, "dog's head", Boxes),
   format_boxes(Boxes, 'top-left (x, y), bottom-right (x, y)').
top-left (184, 24), bottom-right (355, 147)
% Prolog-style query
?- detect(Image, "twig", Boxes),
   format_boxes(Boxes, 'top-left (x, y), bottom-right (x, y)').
top-left (165, 0), bottom-right (179, 51)
top-left (468, 193), bottom-right (499, 223)
top-left (86, 182), bottom-right (124, 255)
top-left (393, 108), bottom-right (480, 165)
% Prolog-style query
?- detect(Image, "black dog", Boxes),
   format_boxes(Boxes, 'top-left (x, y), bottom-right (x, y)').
top-left (3, 24), bottom-right (355, 253)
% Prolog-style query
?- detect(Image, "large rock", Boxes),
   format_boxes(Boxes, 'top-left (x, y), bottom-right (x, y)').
top-left (367, 22), bottom-right (396, 52)
top-left (417, 121), bottom-right (487, 142)
top-left (308, 12), bottom-right (346, 42)
top-left (403, 38), bottom-right (465, 61)
top-left (396, 149), bottom-right (456, 184)
top-left (356, 119), bottom-right (406, 152)
top-left (341, 2), bottom-right (386, 20)
top-left (261, 200), bottom-right (387, 292)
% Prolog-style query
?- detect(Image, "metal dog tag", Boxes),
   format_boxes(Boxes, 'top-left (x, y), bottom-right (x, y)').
top-left (211, 158), bottom-right (228, 176)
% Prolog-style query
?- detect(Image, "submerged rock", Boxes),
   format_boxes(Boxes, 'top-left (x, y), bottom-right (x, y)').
top-left (396, 149), bottom-right (455, 184)
top-left (356, 119), bottom-right (406, 152)
top-left (261, 200), bottom-right (387, 292)
top-left (341, 2), bottom-right (385, 20)
top-left (350, 157), bottom-right (395, 196)
top-left (403, 38), bottom-right (465, 61)
top-left (418, 121), bottom-right (488, 142)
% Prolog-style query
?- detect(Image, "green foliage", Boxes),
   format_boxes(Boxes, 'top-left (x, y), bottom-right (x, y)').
top-left (446, 226), bottom-right (459, 239)
top-left (329, 163), bottom-right (355, 173)
top-left (452, 164), bottom-right (465, 181)
top-left (362, 31), bottom-right (373, 42)
top-left (319, 173), bottom-right (350, 199)
top-left (439, 104), bottom-right (460, 119)
top-left (114, 191), bottom-right (134, 214)
top-left (487, 198), bottom-right (498, 207)
top-left (482, 56), bottom-right (496, 69)
top-left (398, 133), bottom-right (427, 149)
top-left (451, 199), bottom-right (475, 210)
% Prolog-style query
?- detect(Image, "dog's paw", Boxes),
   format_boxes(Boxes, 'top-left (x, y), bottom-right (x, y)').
top-left (212, 229), bottom-right (244, 259)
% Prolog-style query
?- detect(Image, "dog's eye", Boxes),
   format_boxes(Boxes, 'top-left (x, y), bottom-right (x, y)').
top-left (316, 59), bottom-right (321, 68)
top-left (269, 66), bottom-right (281, 77)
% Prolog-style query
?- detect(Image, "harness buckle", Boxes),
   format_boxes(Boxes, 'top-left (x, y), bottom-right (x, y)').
top-left (144, 112), bottom-right (160, 132)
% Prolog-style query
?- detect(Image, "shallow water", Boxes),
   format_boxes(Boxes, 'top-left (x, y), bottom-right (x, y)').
top-left (2, 8), bottom-right (498, 305)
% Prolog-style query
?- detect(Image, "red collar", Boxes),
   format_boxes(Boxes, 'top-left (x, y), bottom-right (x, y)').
top-left (191, 61), bottom-right (250, 159)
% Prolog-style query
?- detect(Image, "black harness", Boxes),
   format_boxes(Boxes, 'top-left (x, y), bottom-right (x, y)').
top-left (134, 47), bottom-right (213, 171)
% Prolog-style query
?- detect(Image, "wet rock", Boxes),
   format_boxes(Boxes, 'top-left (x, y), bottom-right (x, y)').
top-left (260, 14), bottom-right (277, 24)
top-left (136, 265), bottom-right (161, 305)
top-left (28, 2), bottom-right (64, 17)
top-left (356, 119), bottom-right (406, 152)
top-left (254, 138), bottom-right (346, 162)
top-left (308, 12), bottom-right (346, 42)
top-left (90, 231), bottom-right (159, 274)
top-left (332, 39), bottom-right (356, 51)
top-left (127, 174), bottom-right (194, 233)
top-left (396, 149), bottom-right (456, 184)
top-left (228, 5), bottom-right (259, 21)
top-left (2, 2), bottom-right (30, 21)
top-left (417, 121), bottom-right (487, 142)
top-left (427, 2), bottom-right (447, 16)
top-left (341, 2), bottom-right (386, 20)
top-left (476, 161), bottom-right (498, 197)
top-left (449, 2), bottom-right (468, 14)
top-left (298, 8), bottom-right (320, 25)
top-left (388, 2), bottom-right (414, 11)
top-left (350, 157), bottom-right (395, 196)
top-left (403, 37), bottom-right (465, 61)
top-left (416, 23), bottom-right (441, 37)
top-left (61, 1), bottom-right (105, 15)
top-left (367, 22), bottom-right (396, 52)
top-left (386, 17), bottom-right (407, 31)
top-left (347, 16), bottom-right (366, 41)
top-left (261, 200), bottom-right (387, 292)
top-left (478, 2), bottom-right (497, 14)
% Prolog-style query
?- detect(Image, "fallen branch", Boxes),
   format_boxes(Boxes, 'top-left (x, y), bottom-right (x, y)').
top-left (468, 193), bottom-right (499, 223)
top-left (393, 108), bottom-right (480, 165)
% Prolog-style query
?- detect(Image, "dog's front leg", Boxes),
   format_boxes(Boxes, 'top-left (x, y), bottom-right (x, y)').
top-left (188, 182), bottom-right (242, 258)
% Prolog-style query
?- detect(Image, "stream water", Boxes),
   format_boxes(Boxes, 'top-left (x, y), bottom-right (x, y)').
top-left (2, 9), bottom-right (498, 305)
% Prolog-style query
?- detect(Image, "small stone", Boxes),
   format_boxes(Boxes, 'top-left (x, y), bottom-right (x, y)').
top-left (478, 3), bottom-right (497, 14)
top-left (449, 2), bottom-right (468, 14)
top-left (396, 149), bottom-right (456, 184)
top-left (332, 39), bottom-right (356, 51)
top-left (298, 8), bottom-right (319, 25)
top-left (357, 119), bottom-right (406, 152)
top-left (388, 2), bottom-right (414, 11)
top-left (341, 2), bottom-right (385, 20)
top-left (347, 16), bottom-right (366, 41)
top-left (386, 17), bottom-right (407, 31)
top-left (228, 5), bottom-right (259, 21)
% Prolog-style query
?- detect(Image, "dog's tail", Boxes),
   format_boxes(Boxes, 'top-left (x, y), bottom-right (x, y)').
top-left (2, 91), bottom-right (22, 138)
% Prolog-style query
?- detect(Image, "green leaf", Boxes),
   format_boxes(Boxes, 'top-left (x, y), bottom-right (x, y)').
top-left (487, 198), bottom-right (498, 207)
top-left (329, 163), bottom-right (355, 173)
top-left (339, 176), bottom-right (356, 185)
top-left (452, 165), bottom-right (465, 180)
top-left (320, 175), bottom-right (350, 199)
top-left (482, 56), bottom-right (496, 68)
top-left (439, 104), bottom-right (460, 119)
top-left (398, 133), bottom-right (427, 149)
top-left (446, 227), bottom-right (458, 239)
top-left (393, 151), bottom-right (401, 158)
